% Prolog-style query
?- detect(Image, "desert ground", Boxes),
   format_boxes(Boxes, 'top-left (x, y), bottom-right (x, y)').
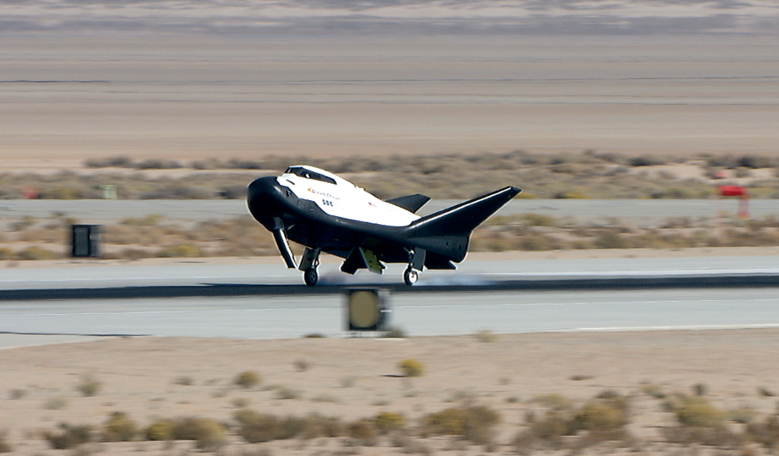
top-left (2, 35), bottom-right (778, 166)
top-left (1, 330), bottom-right (779, 454)
top-left (3, 2), bottom-right (779, 454)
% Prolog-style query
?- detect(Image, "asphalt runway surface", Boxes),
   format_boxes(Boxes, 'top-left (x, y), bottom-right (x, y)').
top-left (1, 256), bottom-right (778, 345)
top-left (2, 199), bottom-right (778, 226)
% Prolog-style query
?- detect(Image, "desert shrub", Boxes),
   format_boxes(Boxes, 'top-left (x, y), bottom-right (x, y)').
top-left (17, 246), bottom-right (60, 260)
top-left (383, 327), bottom-right (407, 338)
top-left (84, 156), bottom-right (133, 168)
top-left (313, 394), bottom-right (339, 403)
top-left (423, 407), bottom-right (468, 435)
top-left (596, 389), bottom-right (621, 400)
top-left (663, 425), bottom-right (742, 447)
top-left (673, 396), bottom-right (725, 427)
top-left (521, 213), bottom-right (557, 227)
top-left (174, 376), bottom-right (194, 386)
top-left (44, 423), bottom-right (93, 449)
top-left (474, 329), bottom-right (498, 342)
top-left (523, 417), bottom-right (623, 451)
top-left (76, 375), bottom-right (101, 397)
top-left (642, 383), bottom-right (665, 399)
top-left (226, 158), bottom-right (264, 170)
top-left (375, 412), bottom-right (405, 434)
top-left (234, 371), bottom-right (261, 389)
top-left (758, 387), bottom-right (776, 397)
top-left (103, 412), bottom-right (138, 442)
top-left (729, 406), bottom-right (758, 424)
top-left (134, 159), bottom-right (183, 169)
top-left (747, 415), bottom-right (779, 450)
top-left (573, 428), bottom-right (634, 450)
top-left (554, 190), bottom-right (591, 199)
top-left (398, 359), bottom-right (425, 377)
top-left (302, 415), bottom-right (346, 439)
top-left (519, 234), bottom-right (555, 251)
top-left (275, 387), bottom-right (301, 400)
top-left (233, 397), bottom-right (250, 408)
top-left (534, 393), bottom-right (572, 411)
top-left (19, 227), bottom-right (64, 243)
top-left (348, 420), bottom-right (379, 445)
top-left (0, 431), bottom-right (10, 453)
top-left (570, 374), bottom-right (593, 381)
top-left (9, 389), bottom-right (26, 400)
top-left (11, 215), bottom-right (37, 231)
top-left (145, 419), bottom-right (175, 441)
top-left (573, 397), bottom-right (629, 431)
top-left (45, 397), bottom-right (68, 410)
top-left (235, 410), bottom-right (282, 443)
top-left (234, 410), bottom-right (342, 443)
top-left (39, 186), bottom-right (83, 199)
top-left (220, 184), bottom-right (248, 199)
top-left (120, 214), bottom-right (162, 226)
top-left (422, 405), bottom-right (500, 443)
top-left (528, 411), bottom-right (571, 440)
top-left (629, 155), bottom-right (664, 167)
top-left (738, 155), bottom-right (773, 169)
top-left (158, 243), bottom-right (203, 258)
top-left (142, 182), bottom-right (217, 199)
top-left (594, 231), bottom-right (628, 249)
top-left (463, 406), bottom-right (502, 444)
top-left (518, 395), bottom-right (630, 451)
top-left (173, 417), bottom-right (226, 451)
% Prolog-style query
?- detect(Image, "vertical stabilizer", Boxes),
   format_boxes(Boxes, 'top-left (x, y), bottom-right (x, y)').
top-left (405, 186), bottom-right (520, 262)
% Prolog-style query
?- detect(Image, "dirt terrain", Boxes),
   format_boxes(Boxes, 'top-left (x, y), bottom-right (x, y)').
top-left (1, 330), bottom-right (778, 455)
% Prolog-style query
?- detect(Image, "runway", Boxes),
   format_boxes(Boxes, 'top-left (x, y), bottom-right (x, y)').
top-left (1, 288), bottom-right (778, 341)
top-left (3, 199), bottom-right (779, 226)
top-left (1, 256), bottom-right (778, 344)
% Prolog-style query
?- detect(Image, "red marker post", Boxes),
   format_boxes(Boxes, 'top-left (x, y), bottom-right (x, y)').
top-left (718, 185), bottom-right (749, 218)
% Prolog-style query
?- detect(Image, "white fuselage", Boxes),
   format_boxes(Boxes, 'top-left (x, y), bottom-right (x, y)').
top-left (277, 166), bottom-right (420, 227)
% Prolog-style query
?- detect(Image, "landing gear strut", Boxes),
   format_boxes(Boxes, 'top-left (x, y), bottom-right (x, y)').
top-left (300, 247), bottom-right (321, 286)
top-left (403, 267), bottom-right (419, 286)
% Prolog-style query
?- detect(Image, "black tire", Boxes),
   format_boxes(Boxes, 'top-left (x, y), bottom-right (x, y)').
top-left (304, 268), bottom-right (318, 286)
top-left (403, 267), bottom-right (418, 286)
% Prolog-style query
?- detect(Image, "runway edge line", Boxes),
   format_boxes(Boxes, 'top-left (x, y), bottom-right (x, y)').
top-left (3, 273), bottom-right (779, 301)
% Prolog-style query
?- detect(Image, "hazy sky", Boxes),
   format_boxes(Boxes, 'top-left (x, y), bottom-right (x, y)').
top-left (1, 0), bottom-right (777, 37)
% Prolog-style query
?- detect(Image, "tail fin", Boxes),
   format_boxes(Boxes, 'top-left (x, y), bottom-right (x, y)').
top-left (405, 186), bottom-right (520, 262)
top-left (385, 194), bottom-right (430, 213)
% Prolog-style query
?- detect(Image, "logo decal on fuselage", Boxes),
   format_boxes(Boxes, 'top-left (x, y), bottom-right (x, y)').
top-left (307, 187), bottom-right (341, 201)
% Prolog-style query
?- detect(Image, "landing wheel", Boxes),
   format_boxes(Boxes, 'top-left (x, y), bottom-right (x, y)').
top-left (304, 267), bottom-right (318, 286)
top-left (403, 267), bottom-right (419, 286)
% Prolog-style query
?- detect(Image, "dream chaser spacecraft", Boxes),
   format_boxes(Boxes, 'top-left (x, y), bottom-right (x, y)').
top-left (247, 166), bottom-right (520, 286)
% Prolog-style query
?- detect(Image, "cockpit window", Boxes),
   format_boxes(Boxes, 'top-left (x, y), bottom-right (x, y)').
top-left (284, 167), bottom-right (336, 185)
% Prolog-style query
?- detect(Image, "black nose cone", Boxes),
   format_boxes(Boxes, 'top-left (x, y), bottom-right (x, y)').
top-left (247, 176), bottom-right (284, 224)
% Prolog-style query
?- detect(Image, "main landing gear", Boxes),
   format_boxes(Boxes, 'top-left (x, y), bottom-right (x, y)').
top-left (304, 267), bottom-right (318, 286)
top-left (403, 266), bottom-right (419, 286)
top-left (403, 248), bottom-right (426, 286)
top-left (300, 248), bottom-right (321, 286)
